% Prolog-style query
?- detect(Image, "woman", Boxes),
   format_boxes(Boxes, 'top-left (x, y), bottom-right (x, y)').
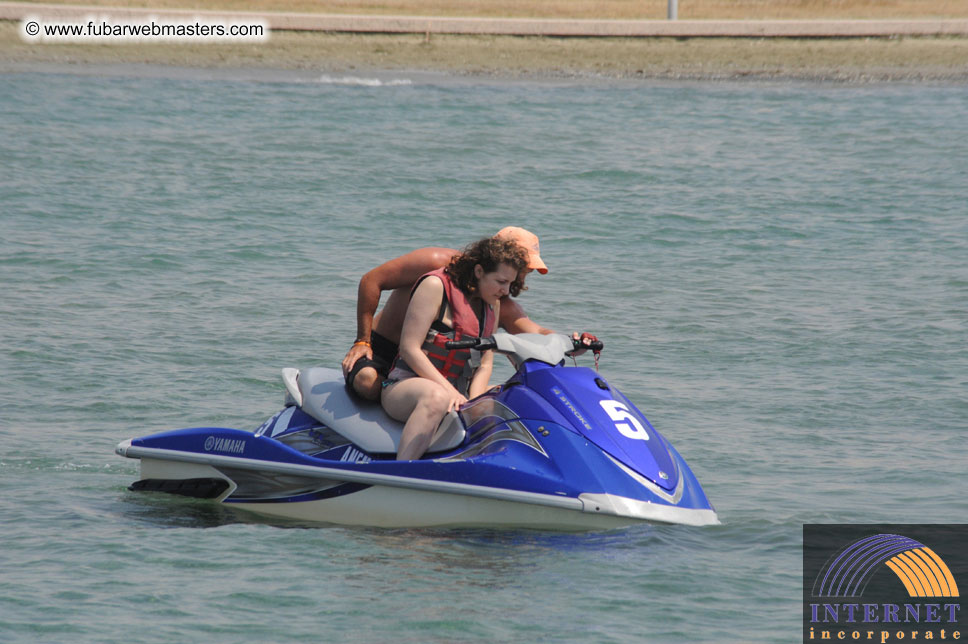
top-left (381, 237), bottom-right (529, 460)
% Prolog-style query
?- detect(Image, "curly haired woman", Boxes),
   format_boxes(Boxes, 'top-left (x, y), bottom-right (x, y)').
top-left (381, 237), bottom-right (529, 460)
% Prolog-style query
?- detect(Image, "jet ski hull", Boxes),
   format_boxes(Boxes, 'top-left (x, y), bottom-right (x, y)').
top-left (117, 335), bottom-right (719, 530)
top-left (117, 418), bottom-right (718, 530)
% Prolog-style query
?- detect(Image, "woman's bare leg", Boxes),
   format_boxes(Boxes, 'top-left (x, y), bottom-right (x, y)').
top-left (381, 378), bottom-right (450, 461)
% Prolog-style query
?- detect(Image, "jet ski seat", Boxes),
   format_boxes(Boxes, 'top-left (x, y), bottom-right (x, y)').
top-left (281, 367), bottom-right (465, 455)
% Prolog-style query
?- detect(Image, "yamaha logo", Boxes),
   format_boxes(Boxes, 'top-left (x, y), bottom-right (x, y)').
top-left (204, 435), bottom-right (245, 455)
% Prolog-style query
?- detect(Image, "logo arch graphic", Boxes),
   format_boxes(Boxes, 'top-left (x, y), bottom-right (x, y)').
top-left (814, 533), bottom-right (960, 598)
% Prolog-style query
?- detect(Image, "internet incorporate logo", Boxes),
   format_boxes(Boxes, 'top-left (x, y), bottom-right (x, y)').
top-left (803, 525), bottom-right (964, 644)
top-left (814, 533), bottom-right (960, 599)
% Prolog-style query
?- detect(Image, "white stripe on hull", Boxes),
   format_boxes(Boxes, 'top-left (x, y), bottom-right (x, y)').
top-left (227, 485), bottom-right (633, 531)
top-left (131, 454), bottom-right (718, 529)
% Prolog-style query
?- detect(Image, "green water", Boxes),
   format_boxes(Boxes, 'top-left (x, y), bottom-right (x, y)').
top-left (2, 67), bottom-right (966, 643)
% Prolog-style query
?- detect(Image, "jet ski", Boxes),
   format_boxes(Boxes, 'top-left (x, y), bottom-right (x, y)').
top-left (116, 333), bottom-right (719, 530)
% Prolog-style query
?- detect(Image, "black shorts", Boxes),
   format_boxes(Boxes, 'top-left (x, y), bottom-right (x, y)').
top-left (345, 331), bottom-right (398, 388)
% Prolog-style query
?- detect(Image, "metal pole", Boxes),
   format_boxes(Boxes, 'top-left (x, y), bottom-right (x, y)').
top-left (668, 0), bottom-right (678, 20)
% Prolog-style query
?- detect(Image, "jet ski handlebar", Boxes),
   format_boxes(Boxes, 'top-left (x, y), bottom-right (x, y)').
top-left (445, 334), bottom-right (604, 354)
top-left (576, 337), bottom-right (605, 353)
top-left (444, 337), bottom-right (497, 351)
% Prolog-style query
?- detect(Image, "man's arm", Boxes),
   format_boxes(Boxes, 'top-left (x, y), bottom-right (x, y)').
top-left (498, 297), bottom-right (554, 335)
top-left (354, 247), bottom-right (457, 342)
top-left (498, 296), bottom-right (599, 355)
top-left (342, 247), bottom-right (457, 376)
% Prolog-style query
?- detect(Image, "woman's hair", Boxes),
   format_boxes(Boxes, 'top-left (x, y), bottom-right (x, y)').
top-left (445, 237), bottom-right (530, 297)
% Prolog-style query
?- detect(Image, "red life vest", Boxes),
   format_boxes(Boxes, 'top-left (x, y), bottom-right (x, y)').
top-left (395, 267), bottom-right (496, 395)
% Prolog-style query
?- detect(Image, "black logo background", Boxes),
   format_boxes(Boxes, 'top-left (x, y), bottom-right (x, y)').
top-left (803, 524), bottom-right (966, 643)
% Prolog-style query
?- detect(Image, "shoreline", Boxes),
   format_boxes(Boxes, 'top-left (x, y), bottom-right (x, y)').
top-left (2, 2), bottom-right (968, 82)
top-left (4, 2), bottom-right (968, 36)
top-left (4, 27), bottom-right (967, 83)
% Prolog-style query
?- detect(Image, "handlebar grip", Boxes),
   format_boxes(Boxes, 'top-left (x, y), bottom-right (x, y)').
top-left (444, 338), bottom-right (481, 350)
top-left (573, 339), bottom-right (604, 352)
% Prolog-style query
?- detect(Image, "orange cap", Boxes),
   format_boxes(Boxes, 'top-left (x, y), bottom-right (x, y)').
top-left (495, 227), bottom-right (548, 274)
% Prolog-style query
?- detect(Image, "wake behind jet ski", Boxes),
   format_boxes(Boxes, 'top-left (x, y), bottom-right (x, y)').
top-left (116, 333), bottom-right (719, 530)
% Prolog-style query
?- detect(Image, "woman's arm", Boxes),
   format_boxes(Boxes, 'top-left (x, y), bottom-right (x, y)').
top-left (397, 276), bottom-right (465, 399)
top-left (467, 297), bottom-right (499, 398)
top-left (467, 349), bottom-right (493, 399)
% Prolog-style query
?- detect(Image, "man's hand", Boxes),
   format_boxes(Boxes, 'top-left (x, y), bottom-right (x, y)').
top-left (342, 342), bottom-right (373, 377)
top-left (570, 332), bottom-right (600, 356)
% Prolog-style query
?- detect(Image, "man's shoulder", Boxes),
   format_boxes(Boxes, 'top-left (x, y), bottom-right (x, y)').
top-left (387, 247), bottom-right (458, 273)
top-left (364, 246), bottom-right (458, 290)
top-left (406, 247), bottom-right (458, 265)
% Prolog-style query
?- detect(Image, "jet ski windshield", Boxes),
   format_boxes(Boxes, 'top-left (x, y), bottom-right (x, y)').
top-left (458, 398), bottom-right (520, 438)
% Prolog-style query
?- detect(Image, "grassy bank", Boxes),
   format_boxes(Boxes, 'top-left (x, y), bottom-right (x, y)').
top-left (3, 21), bottom-right (967, 81)
top-left (3, 0), bottom-right (968, 80)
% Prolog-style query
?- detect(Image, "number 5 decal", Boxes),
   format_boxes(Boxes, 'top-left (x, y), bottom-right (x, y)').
top-left (599, 400), bottom-right (649, 441)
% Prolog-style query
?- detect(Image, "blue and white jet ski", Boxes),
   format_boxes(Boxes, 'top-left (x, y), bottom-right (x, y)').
top-left (116, 333), bottom-right (718, 530)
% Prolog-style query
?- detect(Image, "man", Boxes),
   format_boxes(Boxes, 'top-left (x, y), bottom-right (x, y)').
top-left (342, 227), bottom-right (581, 401)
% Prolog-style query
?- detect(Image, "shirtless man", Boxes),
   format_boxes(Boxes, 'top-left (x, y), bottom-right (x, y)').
top-left (341, 227), bottom-right (576, 401)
